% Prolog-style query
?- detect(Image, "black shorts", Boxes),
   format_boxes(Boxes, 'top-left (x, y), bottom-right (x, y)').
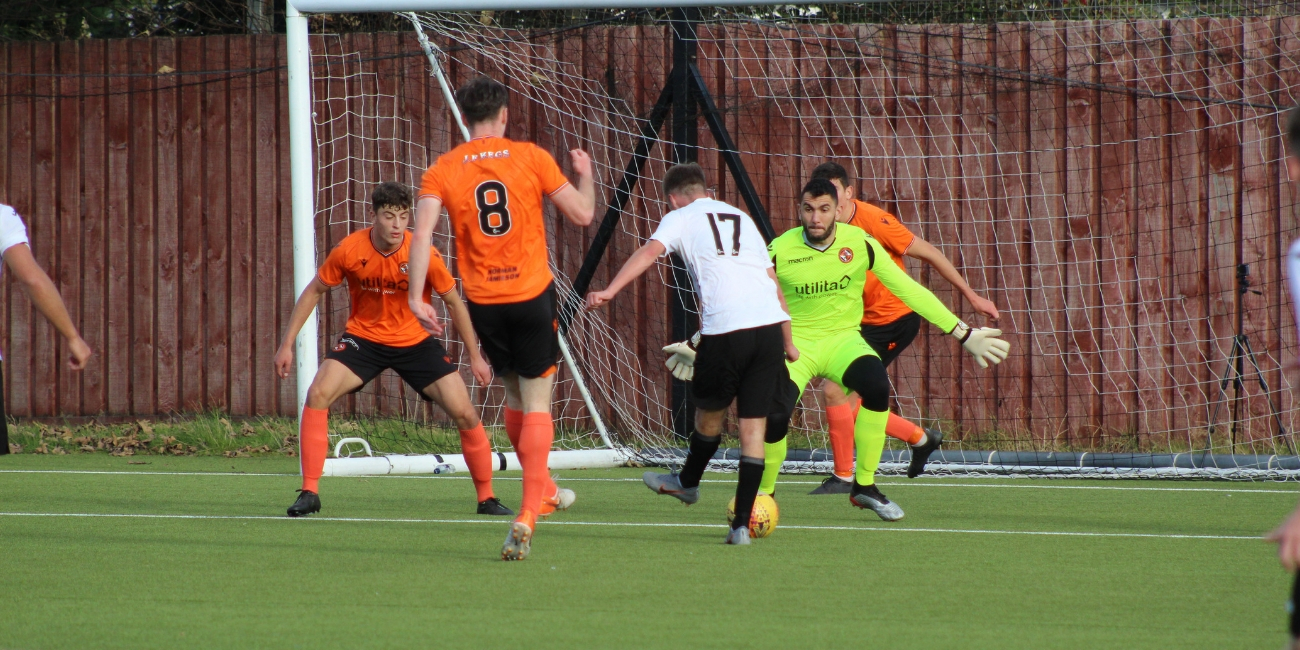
top-left (1291, 573), bottom-right (1300, 637)
top-left (692, 323), bottom-right (789, 419)
top-left (325, 334), bottom-right (458, 398)
top-left (861, 311), bottom-right (922, 367)
top-left (466, 283), bottom-right (560, 379)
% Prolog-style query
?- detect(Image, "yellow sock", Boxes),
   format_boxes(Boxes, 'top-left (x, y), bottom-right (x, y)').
top-left (853, 407), bottom-right (890, 486)
top-left (760, 437), bottom-right (786, 495)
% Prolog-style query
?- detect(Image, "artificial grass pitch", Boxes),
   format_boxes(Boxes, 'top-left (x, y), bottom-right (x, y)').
top-left (0, 454), bottom-right (1295, 649)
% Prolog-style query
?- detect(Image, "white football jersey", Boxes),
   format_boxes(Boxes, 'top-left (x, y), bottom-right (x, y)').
top-left (1288, 239), bottom-right (1300, 346)
top-left (650, 197), bottom-right (788, 335)
top-left (0, 205), bottom-right (29, 272)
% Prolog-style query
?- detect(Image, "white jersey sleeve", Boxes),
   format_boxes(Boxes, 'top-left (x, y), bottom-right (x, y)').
top-left (1288, 239), bottom-right (1300, 349)
top-left (649, 198), bottom-right (788, 335)
top-left (0, 204), bottom-right (29, 259)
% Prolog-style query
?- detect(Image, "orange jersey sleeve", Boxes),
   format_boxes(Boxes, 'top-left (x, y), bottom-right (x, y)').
top-left (428, 246), bottom-right (457, 296)
top-left (527, 144), bottom-right (571, 196)
top-left (849, 199), bottom-right (918, 326)
top-left (419, 136), bottom-right (563, 304)
top-left (317, 244), bottom-right (348, 287)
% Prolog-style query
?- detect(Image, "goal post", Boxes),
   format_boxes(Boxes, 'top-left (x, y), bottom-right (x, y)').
top-left (289, 1), bottom-right (1300, 480)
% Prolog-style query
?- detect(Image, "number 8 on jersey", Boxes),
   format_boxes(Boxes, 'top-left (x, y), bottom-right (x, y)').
top-left (476, 180), bottom-right (511, 236)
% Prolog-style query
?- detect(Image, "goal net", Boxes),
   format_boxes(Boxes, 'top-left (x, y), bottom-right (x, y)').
top-left (309, 2), bottom-right (1300, 479)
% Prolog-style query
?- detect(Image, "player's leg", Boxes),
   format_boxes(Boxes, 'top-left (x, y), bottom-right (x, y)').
top-left (837, 353), bottom-right (904, 521)
top-left (727, 324), bottom-right (787, 545)
top-left (759, 374), bottom-right (800, 493)
top-left (759, 348), bottom-right (814, 496)
top-left (862, 313), bottom-right (944, 476)
top-left (289, 349), bottom-right (370, 517)
top-left (812, 379), bottom-right (858, 493)
top-left (643, 330), bottom-right (739, 505)
top-left (498, 285), bottom-right (571, 561)
top-left (0, 362), bottom-right (9, 455)
top-left (403, 338), bottom-right (512, 516)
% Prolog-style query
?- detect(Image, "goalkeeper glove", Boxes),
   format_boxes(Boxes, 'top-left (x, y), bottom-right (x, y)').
top-left (949, 321), bottom-right (1010, 369)
top-left (663, 332), bottom-right (702, 381)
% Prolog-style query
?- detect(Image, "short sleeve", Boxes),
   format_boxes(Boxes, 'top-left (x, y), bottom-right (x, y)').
top-left (851, 201), bottom-right (915, 257)
top-left (529, 145), bottom-right (570, 196)
top-left (317, 245), bottom-right (347, 287)
top-left (648, 213), bottom-right (684, 257)
top-left (427, 247), bottom-right (457, 296)
top-left (418, 161), bottom-right (444, 202)
top-left (0, 205), bottom-right (30, 256)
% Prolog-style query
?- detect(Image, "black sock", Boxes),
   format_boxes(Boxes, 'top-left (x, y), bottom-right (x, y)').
top-left (678, 431), bottom-right (721, 488)
top-left (732, 456), bottom-right (764, 530)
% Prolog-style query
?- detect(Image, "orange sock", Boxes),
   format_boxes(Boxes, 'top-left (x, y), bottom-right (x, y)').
top-left (299, 407), bottom-right (328, 493)
top-left (825, 402), bottom-right (858, 479)
top-left (886, 412), bottom-right (926, 446)
top-left (516, 412), bottom-right (554, 522)
top-left (458, 423), bottom-right (495, 502)
top-left (504, 407), bottom-right (523, 449)
top-left (505, 406), bottom-right (555, 495)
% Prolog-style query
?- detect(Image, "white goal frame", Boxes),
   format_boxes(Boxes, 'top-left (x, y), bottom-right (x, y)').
top-left (286, 1), bottom-right (753, 475)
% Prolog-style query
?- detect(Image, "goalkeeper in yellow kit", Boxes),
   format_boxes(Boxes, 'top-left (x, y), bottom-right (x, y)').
top-left (665, 178), bottom-right (1009, 519)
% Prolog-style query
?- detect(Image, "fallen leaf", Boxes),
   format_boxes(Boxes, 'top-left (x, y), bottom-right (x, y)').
top-left (221, 418), bottom-right (236, 438)
top-left (127, 461), bottom-right (149, 465)
top-left (137, 420), bottom-right (154, 435)
top-left (157, 65), bottom-right (175, 74)
top-left (7, 443), bottom-right (20, 453)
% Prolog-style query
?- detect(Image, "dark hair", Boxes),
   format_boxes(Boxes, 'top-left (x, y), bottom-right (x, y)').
top-left (455, 76), bottom-right (510, 125)
top-left (801, 177), bottom-right (839, 203)
top-left (810, 161), bottom-right (851, 187)
top-left (663, 163), bottom-right (707, 197)
top-left (371, 181), bottom-right (412, 213)
top-left (1288, 106), bottom-right (1300, 159)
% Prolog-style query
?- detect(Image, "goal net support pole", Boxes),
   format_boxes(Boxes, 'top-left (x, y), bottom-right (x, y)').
top-left (286, 2), bottom-right (319, 415)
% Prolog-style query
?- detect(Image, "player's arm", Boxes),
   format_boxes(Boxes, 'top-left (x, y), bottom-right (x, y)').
top-left (548, 149), bottom-right (596, 227)
top-left (867, 237), bottom-right (1008, 368)
top-left (767, 267), bottom-right (799, 362)
top-left (407, 199), bottom-right (446, 336)
top-left (436, 287), bottom-right (492, 387)
top-left (4, 244), bottom-right (92, 370)
top-left (584, 239), bottom-right (665, 309)
top-left (1269, 238), bottom-right (1300, 570)
top-left (273, 277), bottom-right (332, 379)
top-left (905, 237), bottom-right (999, 320)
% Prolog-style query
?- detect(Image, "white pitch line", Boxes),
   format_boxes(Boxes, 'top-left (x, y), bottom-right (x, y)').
top-left (4, 469), bottom-right (1298, 495)
top-left (0, 511), bottom-right (1262, 541)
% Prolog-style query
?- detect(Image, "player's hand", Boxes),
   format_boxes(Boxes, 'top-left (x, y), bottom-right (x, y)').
top-left (784, 339), bottom-right (800, 363)
top-left (968, 294), bottom-right (1000, 320)
top-left (585, 289), bottom-right (615, 310)
top-left (950, 322), bottom-right (1009, 368)
top-left (662, 338), bottom-right (697, 382)
top-left (468, 352), bottom-right (493, 387)
top-left (409, 300), bottom-right (445, 336)
top-left (66, 336), bottom-right (91, 371)
top-left (1268, 505), bottom-right (1300, 571)
top-left (274, 344), bottom-right (294, 379)
top-left (569, 148), bottom-right (593, 178)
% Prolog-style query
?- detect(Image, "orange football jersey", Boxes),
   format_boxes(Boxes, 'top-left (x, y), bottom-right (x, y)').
top-left (418, 136), bottom-right (570, 305)
top-left (317, 228), bottom-right (457, 347)
top-left (847, 199), bottom-right (918, 326)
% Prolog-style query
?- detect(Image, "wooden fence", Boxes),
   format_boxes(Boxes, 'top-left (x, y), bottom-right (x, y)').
top-left (0, 21), bottom-right (1297, 448)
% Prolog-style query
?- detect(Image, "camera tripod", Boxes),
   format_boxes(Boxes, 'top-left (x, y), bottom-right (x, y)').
top-left (1207, 264), bottom-right (1292, 453)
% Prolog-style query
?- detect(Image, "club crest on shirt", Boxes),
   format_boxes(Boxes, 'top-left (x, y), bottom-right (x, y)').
top-left (335, 337), bottom-right (359, 352)
top-left (400, 262), bottom-right (409, 275)
top-left (839, 247), bottom-right (854, 263)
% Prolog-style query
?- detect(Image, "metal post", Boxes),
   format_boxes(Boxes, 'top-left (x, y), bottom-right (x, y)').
top-left (667, 6), bottom-right (700, 441)
top-left (287, 1), bottom-right (319, 415)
